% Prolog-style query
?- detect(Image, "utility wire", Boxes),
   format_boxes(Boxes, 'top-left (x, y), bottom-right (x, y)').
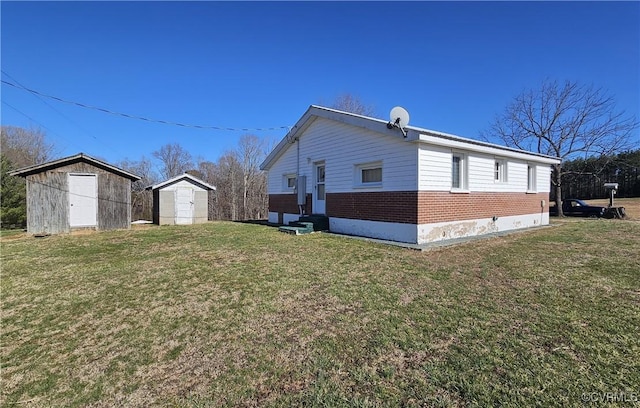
top-left (1, 78), bottom-right (290, 132)
top-left (2, 71), bottom-right (121, 151)
top-left (2, 100), bottom-right (61, 138)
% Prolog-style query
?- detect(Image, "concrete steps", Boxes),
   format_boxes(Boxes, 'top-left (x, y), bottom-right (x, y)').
top-left (278, 222), bottom-right (314, 235)
top-left (277, 215), bottom-right (329, 235)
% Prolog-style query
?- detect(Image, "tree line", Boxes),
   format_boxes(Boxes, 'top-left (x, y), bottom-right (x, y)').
top-left (2, 86), bottom-right (637, 225)
top-left (119, 135), bottom-right (270, 222)
top-left (553, 149), bottom-right (640, 200)
top-left (1, 125), bottom-right (271, 227)
top-left (1, 94), bottom-right (373, 227)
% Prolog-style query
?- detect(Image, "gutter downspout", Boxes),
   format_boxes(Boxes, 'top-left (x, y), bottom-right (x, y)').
top-left (297, 136), bottom-right (303, 216)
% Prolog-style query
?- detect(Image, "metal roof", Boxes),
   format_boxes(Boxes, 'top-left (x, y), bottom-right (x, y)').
top-left (9, 152), bottom-right (142, 181)
top-left (260, 105), bottom-right (561, 170)
top-left (146, 172), bottom-right (216, 191)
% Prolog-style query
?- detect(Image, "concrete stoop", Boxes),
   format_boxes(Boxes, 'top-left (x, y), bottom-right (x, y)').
top-left (277, 215), bottom-right (329, 235)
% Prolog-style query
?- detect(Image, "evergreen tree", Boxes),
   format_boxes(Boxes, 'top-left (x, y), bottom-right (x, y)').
top-left (0, 155), bottom-right (27, 228)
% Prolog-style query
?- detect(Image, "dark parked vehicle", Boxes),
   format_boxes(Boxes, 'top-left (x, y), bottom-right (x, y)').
top-left (550, 199), bottom-right (606, 218)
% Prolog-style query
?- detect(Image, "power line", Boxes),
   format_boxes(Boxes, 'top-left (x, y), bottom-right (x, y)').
top-left (2, 71), bottom-right (120, 152)
top-left (2, 101), bottom-right (56, 135)
top-left (1, 77), bottom-right (291, 132)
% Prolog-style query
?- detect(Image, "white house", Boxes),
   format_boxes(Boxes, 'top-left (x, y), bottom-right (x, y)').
top-left (260, 105), bottom-right (561, 244)
top-left (147, 173), bottom-right (216, 225)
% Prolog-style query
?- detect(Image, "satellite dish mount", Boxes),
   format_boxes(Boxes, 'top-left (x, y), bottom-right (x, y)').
top-left (387, 106), bottom-right (410, 138)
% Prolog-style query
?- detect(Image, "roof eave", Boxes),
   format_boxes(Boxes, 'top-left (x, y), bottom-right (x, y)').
top-left (416, 131), bottom-right (561, 163)
top-left (147, 173), bottom-right (216, 191)
top-left (260, 105), bottom-right (408, 170)
top-left (9, 153), bottom-right (142, 180)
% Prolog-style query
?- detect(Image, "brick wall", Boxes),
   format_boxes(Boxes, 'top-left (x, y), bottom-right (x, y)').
top-left (417, 191), bottom-right (549, 224)
top-left (268, 194), bottom-right (313, 215)
top-left (326, 192), bottom-right (418, 223)
top-left (271, 191), bottom-right (550, 225)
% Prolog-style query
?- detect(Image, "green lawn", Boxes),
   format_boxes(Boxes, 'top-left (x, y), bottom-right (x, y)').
top-left (1, 219), bottom-right (639, 407)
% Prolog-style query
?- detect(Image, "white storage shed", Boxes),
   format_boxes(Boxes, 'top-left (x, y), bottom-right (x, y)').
top-left (148, 173), bottom-right (216, 225)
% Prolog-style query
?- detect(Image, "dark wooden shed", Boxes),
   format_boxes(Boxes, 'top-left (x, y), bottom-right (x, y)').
top-left (10, 153), bottom-right (141, 235)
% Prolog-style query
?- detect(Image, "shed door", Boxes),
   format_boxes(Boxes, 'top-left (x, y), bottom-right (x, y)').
top-left (175, 187), bottom-right (194, 225)
top-left (69, 174), bottom-right (97, 227)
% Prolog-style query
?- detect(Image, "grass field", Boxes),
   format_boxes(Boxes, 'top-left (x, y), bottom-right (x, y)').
top-left (1, 210), bottom-right (639, 406)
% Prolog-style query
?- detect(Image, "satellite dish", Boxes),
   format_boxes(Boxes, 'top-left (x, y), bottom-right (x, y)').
top-left (387, 106), bottom-right (410, 137)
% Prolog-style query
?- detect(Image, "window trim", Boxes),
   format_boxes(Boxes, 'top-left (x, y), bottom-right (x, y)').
top-left (354, 161), bottom-right (383, 188)
top-left (494, 158), bottom-right (507, 183)
top-left (282, 173), bottom-right (297, 192)
top-left (451, 152), bottom-right (469, 192)
top-left (526, 164), bottom-right (537, 193)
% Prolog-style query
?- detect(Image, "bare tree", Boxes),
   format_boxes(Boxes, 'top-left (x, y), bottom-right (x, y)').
top-left (237, 135), bottom-right (267, 220)
top-left (1, 126), bottom-right (56, 167)
top-left (482, 79), bottom-right (638, 216)
top-left (152, 143), bottom-right (193, 179)
top-left (194, 160), bottom-right (218, 220)
top-left (215, 152), bottom-right (243, 220)
top-left (118, 156), bottom-right (160, 221)
top-left (1, 126), bottom-right (57, 227)
top-left (330, 93), bottom-right (377, 116)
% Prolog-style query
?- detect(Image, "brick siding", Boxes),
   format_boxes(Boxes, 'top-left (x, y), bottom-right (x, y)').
top-left (268, 194), bottom-right (313, 215)
top-left (270, 191), bottom-right (549, 225)
top-left (417, 191), bottom-right (549, 224)
top-left (326, 192), bottom-right (418, 223)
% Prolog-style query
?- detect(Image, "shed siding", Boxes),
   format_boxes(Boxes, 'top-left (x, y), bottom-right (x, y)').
top-left (193, 190), bottom-right (209, 223)
top-left (267, 118), bottom-right (418, 196)
top-left (153, 179), bottom-right (210, 225)
top-left (26, 172), bottom-right (69, 234)
top-left (159, 190), bottom-right (176, 225)
top-left (24, 161), bottom-right (132, 234)
top-left (97, 172), bottom-right (132, 230)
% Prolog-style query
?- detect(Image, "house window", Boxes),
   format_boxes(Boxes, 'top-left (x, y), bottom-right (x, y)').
top-left (494, 159), bottom-right (507, 183)
top-left (354, 161), bottom-right (382, 187)
top-left (283, 174), bottom-right (296, 191)
top-left (451, 153), bottom-right (467, 191)
top-left (527, 164), bottom-right (537, 192)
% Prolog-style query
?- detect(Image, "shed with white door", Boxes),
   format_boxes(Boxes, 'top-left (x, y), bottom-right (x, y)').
top-left (10, 153), bottom-right (141, 235)
top-left (148, 173), bottom-right (215, 225)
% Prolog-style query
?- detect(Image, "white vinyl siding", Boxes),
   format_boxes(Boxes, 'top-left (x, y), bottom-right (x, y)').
top-left (419, 148), bottom-right (548, 193)
top-left (266, 117), bottom-right (554, 197)
top-left (536, 164), bottom-right (551, 193)
top-left (267, 118), bottom-right (417, 195)
top-left (418, 144), bottom-right (453, 191)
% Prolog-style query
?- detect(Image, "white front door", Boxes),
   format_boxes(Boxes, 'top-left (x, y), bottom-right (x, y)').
top-left (175, 188), bottom-right (194, 224)
top-left (313, 163), bottom-right (326, 215)
top-left (69, 174), bottom-right (97, 228)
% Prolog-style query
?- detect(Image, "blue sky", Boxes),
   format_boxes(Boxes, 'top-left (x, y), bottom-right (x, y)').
top-left (2, 1), bottom-right (639, 168)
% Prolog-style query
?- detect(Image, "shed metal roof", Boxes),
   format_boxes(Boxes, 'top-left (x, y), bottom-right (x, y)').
top-left (9, 152), bottom-right (141, 181)
top-left (147, 173), bottom-right (216, 191)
